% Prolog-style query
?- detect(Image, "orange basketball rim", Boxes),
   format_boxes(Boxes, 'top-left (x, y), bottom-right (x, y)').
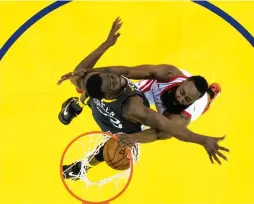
top-left (60, 131), bottom-right (134, 204)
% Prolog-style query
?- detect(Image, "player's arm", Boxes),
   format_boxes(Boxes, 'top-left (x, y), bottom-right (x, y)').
top-left (74, 18), bottom-right (122, 73)
top-left (120, 96), bottom-right (229, 164)
top-left (122, 96), bottom-right (203, 144)
top-left (57, 17), bottom-right (122, 87)
top-left (123, 112), bottom-right (190, 144)
top-left (139, 112), bottom-right (191, 141)
top-left (68, 42), bottom-right (111, 88)
top-left (87, 64), bottom-right (184, 81)
top-left (163, 111), bottom-right (191, 127)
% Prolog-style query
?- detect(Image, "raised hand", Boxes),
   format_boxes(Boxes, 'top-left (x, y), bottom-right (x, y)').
top-left (105, 17), bottom-right (123, 46)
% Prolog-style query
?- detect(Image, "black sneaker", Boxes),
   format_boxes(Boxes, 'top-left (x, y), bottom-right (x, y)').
top-left (62, 161), bottom-right (91, 181)
top-left (58, 97), bottom-right (82, 125)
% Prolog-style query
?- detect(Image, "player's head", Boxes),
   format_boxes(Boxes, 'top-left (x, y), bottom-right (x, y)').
top-left (85, 72), bottom-right (127, 99)
top-left (175, 76), bottom-right (208, 105)
top-left (161, 75), bottom-right (208, 114)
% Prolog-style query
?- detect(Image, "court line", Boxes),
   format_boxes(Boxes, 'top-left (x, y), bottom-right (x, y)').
top-left (0, 1), bottom-right (253, 62)
top-left (193, 0), bottom-right (254, 47)
top-left (0, 0), bottom-right (252, 203)
top-left (0, 1), bottom-right (71, 61)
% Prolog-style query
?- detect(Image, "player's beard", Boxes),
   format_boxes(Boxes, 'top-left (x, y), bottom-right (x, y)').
top-left (161, 86), bottom-right (189, 114)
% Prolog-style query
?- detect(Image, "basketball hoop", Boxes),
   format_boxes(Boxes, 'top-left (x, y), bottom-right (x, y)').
top-left (60, 131), bottom-right (139, 204)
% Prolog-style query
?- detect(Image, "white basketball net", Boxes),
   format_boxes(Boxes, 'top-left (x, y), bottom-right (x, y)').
top-left (62, 132), bottom-right (140, 188)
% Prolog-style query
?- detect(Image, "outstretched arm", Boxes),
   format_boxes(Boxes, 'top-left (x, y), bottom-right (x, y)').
top-left (121, 112), bottom-right (190, 144)
top-left (120, 95), bottom-right (229, 164)
top-left (58, 62), bottom-right (185, 85)
top-left (84, 64), bottom-right (184, 81)
top-left (122, 96), bottom-right (204, 144)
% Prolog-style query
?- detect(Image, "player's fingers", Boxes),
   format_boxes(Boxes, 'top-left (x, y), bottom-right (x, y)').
top-left (59, 75), bottom-right (69, 82)
top-left (112, 24), bottom-right (121, 35)
top-left (118, 19), bottom-right (123, 27)
top-left (209, 153), bottom-right (214, 164)
top-left (69, 72), bottom-right (81, 78)
top-left (122, 143), bottom-right (128, 150)
top-left (57, 76), bottom-right (67, 84)
top-left (127, 143), bottom-right (132, 148)
top-left (112, 19), bottom-right (117, 29)
top-left (217, 135), bottom-right (226, 142)
top-left (115, 22), bottom-right (123, 31)
top-left (118, 138), bottom-right (127, 147)
top-left (71, 72), bottom-right (80, 77)
top-left (117, 136), bottom-right (124, 142)
top-left (124, 140), bottom-right (133, 149)
top-left (120, 145), bottom-right (126, 151)
top-left (118, 140), bottom-right (125, 149)
top-left (129, 141), bottom-right (135, 148)
top-left (59, 74), bottom-right (71, 81)
top-left (215, 150), bottom-right (228, 161)
top-left (116, 17), bottom-right (121, 25)
top-left (112, 17), bottom-right (120, 29)
top-left (212, 153), bottom-right (221, 165)
top-left (218, 145), bottom-right (230, 152)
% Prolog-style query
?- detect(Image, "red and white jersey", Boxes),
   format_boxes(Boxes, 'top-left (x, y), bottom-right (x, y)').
top-left (135, 69), bottom-right (208, 122)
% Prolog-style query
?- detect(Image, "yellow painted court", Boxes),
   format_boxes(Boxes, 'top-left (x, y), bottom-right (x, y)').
top-left (0, 1), bottom-right (253, 204)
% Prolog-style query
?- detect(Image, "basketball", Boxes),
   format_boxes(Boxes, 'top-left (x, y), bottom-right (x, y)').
top-left (103, 137), bottom-right (131, 170)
